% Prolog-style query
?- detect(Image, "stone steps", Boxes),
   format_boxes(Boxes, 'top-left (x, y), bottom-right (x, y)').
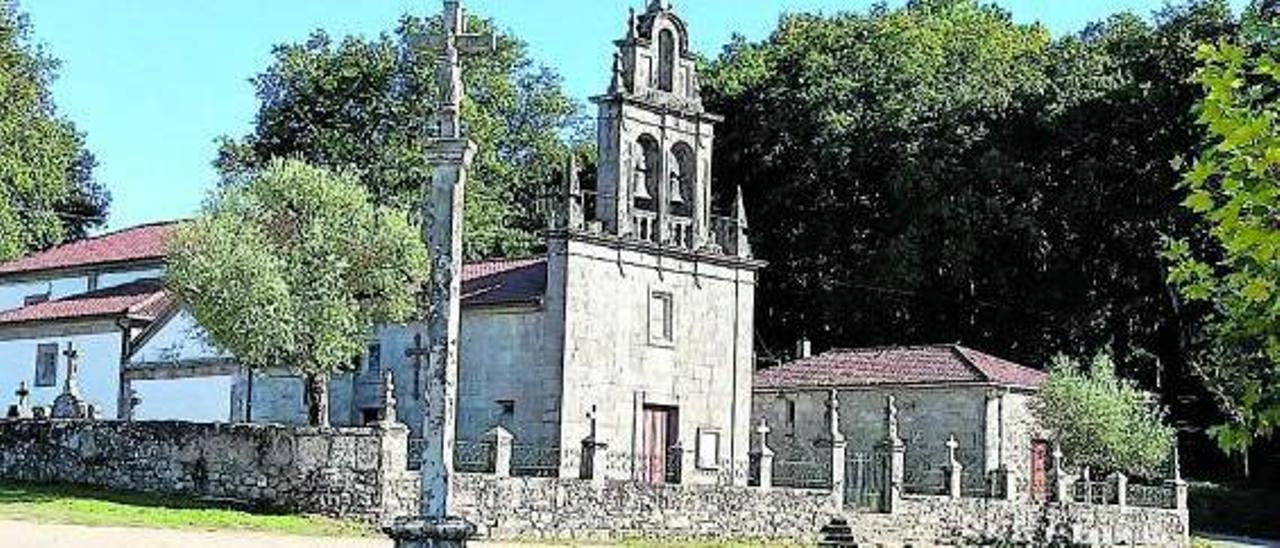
top-left (818, 517), bottom-right (858, 547)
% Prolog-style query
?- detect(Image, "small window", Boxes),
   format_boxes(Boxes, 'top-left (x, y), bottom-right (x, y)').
top-left (658, 29), bottom-right (675, 92)
top-left (649, 291), bottom-right (674, 345)
top-left (34, 344), bottom-right (58, 387)
top-left (366, 343), bottom-right (382, 375)
top-left (786, 399), bottom-right (797, 429)
top-left (24, 293), bottom-right (50, 307)
top-left (496, 400), bottom-right (515, 426)
top-left (696, 428), bottom-right (721, 470)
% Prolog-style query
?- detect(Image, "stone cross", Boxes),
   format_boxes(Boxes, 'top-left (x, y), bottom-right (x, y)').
top-left (420, 0), bottom-right (493, 526)
top-left (405, 333), bottom-right (428, 401)
top-left (435, 0), bottom-right (496, 140)
top-left (945, 435), bottom-right (960, 465)
top-left (945, 435), bottom-right (963, 499)
top-left (62, 343), bottom-right (81, 397)
top-left (16, 382), bottom-right (29, 407)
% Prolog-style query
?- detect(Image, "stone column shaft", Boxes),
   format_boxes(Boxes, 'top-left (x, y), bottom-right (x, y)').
top-left (420, 139), bottom-right (475, 519)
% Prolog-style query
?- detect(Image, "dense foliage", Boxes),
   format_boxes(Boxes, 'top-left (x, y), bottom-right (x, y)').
top-left (702, 0), bottom-right (1236, 426)
top-left (216, 14), bottom-right (582, 259)
top-left (0, 1), bottom-right (109, 260)
top-left (1034, 354), bottom-right (1176, 477)
top-left (1166, 12), bottom-right (1280, 453)
top-left (168, 159), bottom-right (428, 426)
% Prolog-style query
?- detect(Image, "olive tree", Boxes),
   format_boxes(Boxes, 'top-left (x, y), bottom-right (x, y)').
top-left (168, 159), bottom-right (428, 426)
top-left (1033, 354), bottom-right (1177, 477)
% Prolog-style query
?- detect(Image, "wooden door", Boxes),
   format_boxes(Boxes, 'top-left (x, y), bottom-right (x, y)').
top-left (642, 406), bottom-right (676, 484)
top-left (1030, 440), bottom-right (1050, 501)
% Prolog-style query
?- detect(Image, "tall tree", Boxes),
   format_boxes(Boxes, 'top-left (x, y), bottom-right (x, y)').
top-left (168, 159), bottom-right (428, 426)
top-left (0, 0), bottom-right (109, 261)
top-left (217, 14), bottom-right (583, 259)
top-left (1166, 8), bottom-right (1280, 454)
top-left (701, 0), bottom-right (1234, 383)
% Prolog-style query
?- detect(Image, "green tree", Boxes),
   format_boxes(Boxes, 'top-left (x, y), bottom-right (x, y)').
top-left (216, 14), bottom-right (583, 259)
top-left (702, 1), bottom-right (1235, 397)
top-left (1033, 354), bottom-right (1177, 477)
top-left (168, 159), bottom-right (428, 426)
top-left (1166, 10), bottom-right (1280, 453)
top-left (0, 0), bottom-right (109, 261)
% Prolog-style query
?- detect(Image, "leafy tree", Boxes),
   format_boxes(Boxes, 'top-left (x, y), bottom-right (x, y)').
top-left (1034, 354), bottom-right (1177, 477)
top-left (1166, 10), bottom-right (1280, 453)
top-left (0, 0), bottom-right (109, 261)
top-left (216, 14), bottom-right (583, 259)
top-left (702, 1), bottom-right (1235, 391)
top-left (168, 159), bottom-right (428, 426)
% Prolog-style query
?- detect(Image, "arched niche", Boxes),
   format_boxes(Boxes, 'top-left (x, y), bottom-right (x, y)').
top-left (658, 29), bottom-right (675, 93)
top-left (669, 142), bottom-right (696, 219)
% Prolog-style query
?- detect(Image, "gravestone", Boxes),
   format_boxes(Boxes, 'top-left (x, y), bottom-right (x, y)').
top-left (6, 382), bottom-right (31, 419)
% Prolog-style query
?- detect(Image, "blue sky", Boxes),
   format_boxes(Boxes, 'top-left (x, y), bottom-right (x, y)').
top-left (21, 0), bottom-right (1246, 231)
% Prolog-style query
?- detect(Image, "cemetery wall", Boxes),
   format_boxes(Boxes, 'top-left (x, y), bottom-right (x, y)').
top-left (452, 474), bottom-right (1187, 545)
top-left (0, 419), bottom-right (416, 521)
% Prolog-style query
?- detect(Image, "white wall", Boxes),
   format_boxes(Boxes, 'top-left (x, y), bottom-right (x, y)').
top-left (129, 309), bottom-right (225, 364)
top-left (0, 266), bottom-right (165, 312)
top-left (0, 325), bottom-right (122, 417)
top-left (132, 376), bottom-right (235, 422)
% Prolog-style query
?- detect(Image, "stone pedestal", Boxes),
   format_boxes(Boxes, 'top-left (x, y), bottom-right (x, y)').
top-left (383, 516), bottom-right (476, 548)
top-left (51, 392), bottom-right (90, 420)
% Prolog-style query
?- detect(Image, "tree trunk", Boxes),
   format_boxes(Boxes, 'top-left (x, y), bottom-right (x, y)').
top-left (306, 372), bottom-right (330, 427)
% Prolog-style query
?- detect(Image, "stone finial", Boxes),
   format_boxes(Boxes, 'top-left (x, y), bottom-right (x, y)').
top-left (627, 7), bottom-right (638, 40)
top-left (885, 395), bottom-right (902, 445)
top-left (945, 435), bottom-right (963, 499)
top-left (380, 370), bottom-right (398, 426)
top-left (610, 52), bottom-right (625, 94)
top-left (126, 388), bottom-right (142, 422)
top-left (826, 389), bottom-right (844, 443)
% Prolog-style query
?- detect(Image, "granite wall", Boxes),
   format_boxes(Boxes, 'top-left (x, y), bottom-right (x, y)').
top-left (451, 474), bottom-right (1188, 546)
top-left (0, 419), bottom-right (416, 521)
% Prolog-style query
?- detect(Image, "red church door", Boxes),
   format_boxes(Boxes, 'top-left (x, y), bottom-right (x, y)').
top-left (1031, 440), bottom-right (1050, 501)
top-left (642, 405), bottom-right (678, 484)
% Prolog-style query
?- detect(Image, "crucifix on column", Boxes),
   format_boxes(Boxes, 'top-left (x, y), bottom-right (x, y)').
top-left (62, 342), bottom-right (81, 398)
top-left (384, 1), bottom-right (494, 547)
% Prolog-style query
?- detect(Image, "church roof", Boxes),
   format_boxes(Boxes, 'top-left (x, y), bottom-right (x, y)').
top-left (0, 278), bottom-right (172, 326)
top-left (0, 222), bottom-right (177, 278)
top-left (461, 257), bottom-right (547, 308)
top-left (754, 345), bottom-right (1046, 391)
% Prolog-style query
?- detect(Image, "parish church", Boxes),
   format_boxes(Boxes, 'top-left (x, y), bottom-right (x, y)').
top-left (0, 1), bottom-right (763, 485)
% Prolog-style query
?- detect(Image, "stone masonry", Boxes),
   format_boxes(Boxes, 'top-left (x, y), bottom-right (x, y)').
top-left (0, 419), bottom-right (417, 521)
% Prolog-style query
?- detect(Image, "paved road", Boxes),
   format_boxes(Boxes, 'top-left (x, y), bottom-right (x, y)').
top-left (0, 520), bottom-right (587, 548)
top-left (1199, 533), bottom-right (1280, 548)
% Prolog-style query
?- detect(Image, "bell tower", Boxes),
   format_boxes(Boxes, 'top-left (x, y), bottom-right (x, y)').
top-left (592, 1), bottom-right (723, 251)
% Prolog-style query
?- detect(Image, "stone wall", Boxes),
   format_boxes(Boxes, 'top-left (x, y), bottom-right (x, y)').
top-left (452, 473), bottom-right (1187, 546)
top-left (0, 419), bottom-right (416, 521)
top-left (452, 473), bottom-right (840, 542)
top-left (854, 495), bottom-right (1188, 546)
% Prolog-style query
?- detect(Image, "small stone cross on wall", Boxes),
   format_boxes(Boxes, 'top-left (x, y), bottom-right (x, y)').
top-left (945, 435), bottom-right (960, 465)
top-left (62, 343), bottom-right (80, 397)
top-left (405, 333), bottom-right (429, 401)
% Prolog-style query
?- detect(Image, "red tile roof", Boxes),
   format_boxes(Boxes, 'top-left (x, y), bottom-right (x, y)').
top-left (0, 222), bottom-right (177, 277)
top-left (461, 257), bottom-right (547, 308)
top-left (0, 278), bottom-right (173, 326)
top-left (754, 345), bottom-right (1046, 391)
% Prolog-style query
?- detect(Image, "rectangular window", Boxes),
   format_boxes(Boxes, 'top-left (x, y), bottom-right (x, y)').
top-left (649, 291), bottom-right (674, 346)
top-left (24, 293), bottom-right (49, 306)
top-left (34, 344), bottom-right (58, 387)
top-left (366, 343), bottom-right (382, 376)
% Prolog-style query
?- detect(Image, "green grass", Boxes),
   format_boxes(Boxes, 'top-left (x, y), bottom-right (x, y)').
top-left (0, 481), bottom-right (375, 537)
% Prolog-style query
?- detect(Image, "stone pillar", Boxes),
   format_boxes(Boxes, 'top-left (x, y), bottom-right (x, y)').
top-left (826, 390), bottom-right (847, 511)
top-left (379, 370), bottom-right (399, 426)
top-left (486, 426), bottom-right (513, 478)
top-left (1051, 444), bottom-right (1070, 503)
top-left (945, 435), bottom-right (963, 499)
top-left (750, 418), bottom-right (775, 490)
top-left (983, 388), bottom-right (1003, 473)
top-left (384, 2), bottom-right (493, 546)
top-left (1168, 444), bottom-right (1188, 511)
top-left (880, 395), bottom-right (905, 514)
top-left (1111, 472), bottom-right (1128, 508)
top-left (579, 406), bottom-right (607, 484)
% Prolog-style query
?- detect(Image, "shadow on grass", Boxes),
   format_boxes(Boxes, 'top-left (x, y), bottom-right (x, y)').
top-left (0, 481), bottom-right (272, 514)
